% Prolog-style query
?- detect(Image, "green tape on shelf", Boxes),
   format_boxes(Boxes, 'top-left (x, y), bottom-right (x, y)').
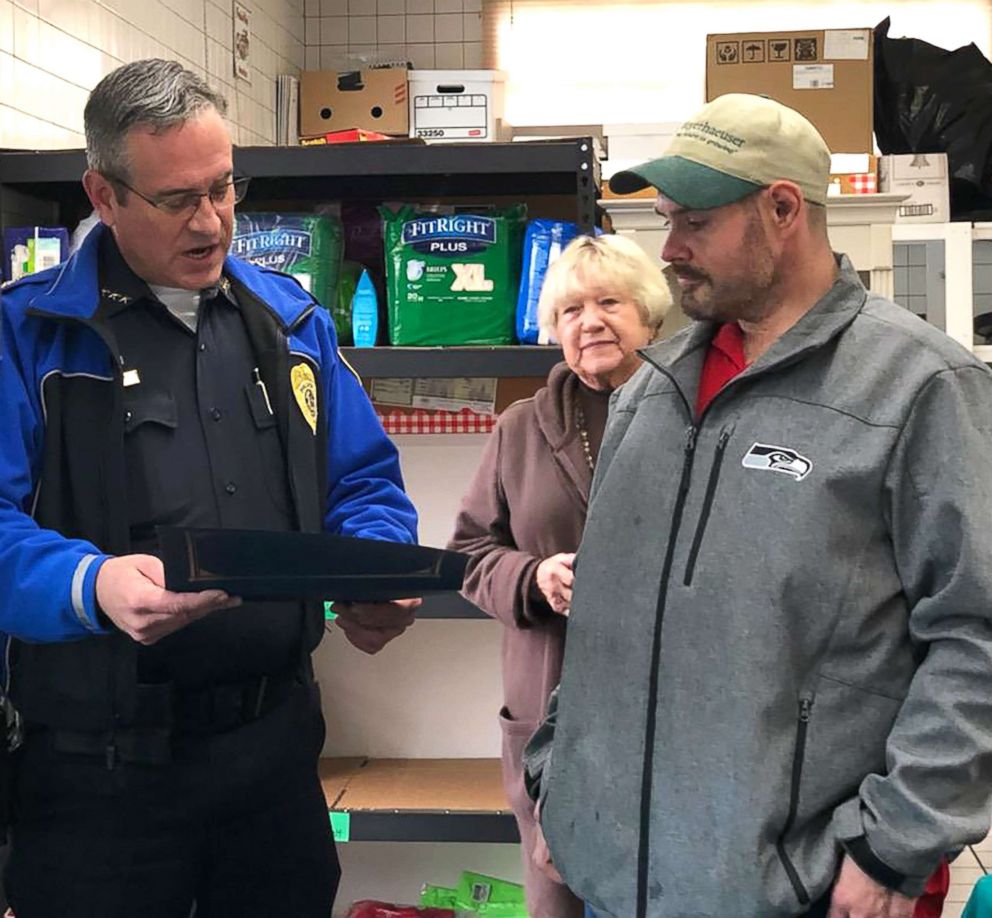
top-left (324, 601), bottom-right (337, 621)
top-left (330, 811), bottom-right (350, 842)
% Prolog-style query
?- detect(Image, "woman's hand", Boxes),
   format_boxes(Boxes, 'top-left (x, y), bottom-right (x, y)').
top-left (535, 553), bottom-right (575, 616)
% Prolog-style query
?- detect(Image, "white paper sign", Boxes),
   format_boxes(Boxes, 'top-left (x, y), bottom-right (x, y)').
top-left (793, 64), bottom-right (834, 90)
top-left (412, 378), bottom-right (497, 414)
top-left (234, 3), bottom-right (252, 83)
top-left (824, 29), bottom-right (870, 61)
top-left (370, 377), bottom-right (497, 414)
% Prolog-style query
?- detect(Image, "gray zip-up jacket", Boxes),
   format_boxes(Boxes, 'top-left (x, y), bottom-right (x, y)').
top-left (529, 257), bottom-right (992, 917)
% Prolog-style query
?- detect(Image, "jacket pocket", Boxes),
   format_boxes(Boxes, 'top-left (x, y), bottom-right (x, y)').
top-left (776, 695), bottom-right (814, 907)
top-left (122, 388), bottom-right (190, 533)
top-left (498, 706), bottom-right (540, 821)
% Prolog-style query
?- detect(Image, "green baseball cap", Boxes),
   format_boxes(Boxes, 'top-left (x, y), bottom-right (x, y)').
top-left (610, 94), bottom-right (831, 209)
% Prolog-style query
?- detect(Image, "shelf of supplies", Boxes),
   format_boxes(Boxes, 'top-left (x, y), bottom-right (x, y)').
top-left (320, 757), bottom-right (518, 843)
top-left (0, 139), bottom-right (600, 230)
top-left (341, 345), bottom-right (562, 379)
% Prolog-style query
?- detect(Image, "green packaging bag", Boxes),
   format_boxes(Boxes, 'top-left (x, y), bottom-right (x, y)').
top-left (381, 204), bottom-right (526, 346)
top-left (419, 884), bottom-right (460, 909)
top-left (455, 871), bottom-right (526, 910)
top-left (231, 213), bottom-right (345, 338)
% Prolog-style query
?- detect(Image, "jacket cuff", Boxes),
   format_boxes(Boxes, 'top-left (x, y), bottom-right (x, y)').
top-left (843, 836), bottom-right (908, 890)
top-left (832, 797), bottom-right (934, 898)
top-left (841, 835), bottom-right (930, 898)
top-left (518, 557), bottom-right (554, 627)
top-left (74, 554), bottom-right (111, 633)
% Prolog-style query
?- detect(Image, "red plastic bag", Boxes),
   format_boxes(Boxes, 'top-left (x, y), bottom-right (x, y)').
top-left (913, 860), bottom-right (950, 918)
top-left (345, 902), bottom-right (455, 918)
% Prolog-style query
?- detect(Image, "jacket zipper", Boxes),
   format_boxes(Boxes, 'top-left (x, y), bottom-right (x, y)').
top-left (776, 695), bottom-right (815, 906)
top-left (683, 426), bottom-right (732, 586)
top-left (636, 423), bottom-right (698, 917)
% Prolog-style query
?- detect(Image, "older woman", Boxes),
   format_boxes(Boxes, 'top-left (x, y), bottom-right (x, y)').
top-left (448, 234), bottom-right (672, 917)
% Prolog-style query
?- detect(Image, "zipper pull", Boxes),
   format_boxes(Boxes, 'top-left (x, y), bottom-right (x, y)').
top-left (798, 697), bottom-right (814, 722)
top-left (684, 425), bottom-right (698, 454)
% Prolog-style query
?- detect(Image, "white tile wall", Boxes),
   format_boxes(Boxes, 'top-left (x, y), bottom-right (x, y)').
top-left (0, 0), bottom-right (305, 149)
top-left (947, 836), bottom-right (992, 918)
top-left (303, 0), bottom-right (482, 71)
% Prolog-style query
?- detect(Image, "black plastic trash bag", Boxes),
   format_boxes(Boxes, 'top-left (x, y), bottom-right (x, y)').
top-left (874, 16), bottom-right (992, 219)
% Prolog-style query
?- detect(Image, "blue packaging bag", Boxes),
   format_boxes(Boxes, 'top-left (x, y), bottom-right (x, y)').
top-left (515, 219), bottom-right (580, 344)
top-left (3, 226), bottom-right (69, 282)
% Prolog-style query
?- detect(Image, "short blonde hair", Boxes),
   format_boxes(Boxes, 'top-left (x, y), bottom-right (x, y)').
top-left (537, 234), bottom-right (672, 339)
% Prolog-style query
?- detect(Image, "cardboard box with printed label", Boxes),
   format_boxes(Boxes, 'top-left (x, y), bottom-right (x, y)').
top-left (878, 153), bottom-right (950, 223)
top-left (299, 67), bottom-right (409, 137)
top-left (408, 70), bottom-right (507, 142)
top-left (706, 28), bottom-right (874, 153)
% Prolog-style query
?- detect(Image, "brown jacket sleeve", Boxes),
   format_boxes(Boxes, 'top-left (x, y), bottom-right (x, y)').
top-left (448, 421), bottom-right (551, 628)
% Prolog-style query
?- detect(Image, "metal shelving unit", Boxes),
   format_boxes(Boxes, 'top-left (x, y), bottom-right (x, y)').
top-left (1, 142), bottom-right (592, 845)
top-left (0, 137), bottom-right (600, 232)
top-left (341, 345), bottom-right (562, 379)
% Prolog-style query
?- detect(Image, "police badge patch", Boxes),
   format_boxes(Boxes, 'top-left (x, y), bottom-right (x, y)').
top-left (291, 363), bottom-right (318, 435)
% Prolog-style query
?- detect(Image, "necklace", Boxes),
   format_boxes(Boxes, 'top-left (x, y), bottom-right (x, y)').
top-left (575, 404), bottom-right (595, 472)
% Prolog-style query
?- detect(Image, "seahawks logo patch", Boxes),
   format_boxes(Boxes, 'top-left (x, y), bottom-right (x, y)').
top-left (742, 443), bottom-right (812, 481)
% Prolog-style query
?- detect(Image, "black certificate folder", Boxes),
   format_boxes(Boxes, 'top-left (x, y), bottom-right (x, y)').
top-left (159, 527), bottom-right (469, 602)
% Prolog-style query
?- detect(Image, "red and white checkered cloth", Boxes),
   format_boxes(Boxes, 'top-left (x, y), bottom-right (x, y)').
top-left (847, 172), bottom-right (877, 194)
top-left (378, 407), bottom-right (496, 435)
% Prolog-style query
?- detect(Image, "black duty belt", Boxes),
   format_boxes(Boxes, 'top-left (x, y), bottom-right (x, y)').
top-left (43, 670), bottom-right (303, 765)
top-left (169, 670), bottom-right (300, 735)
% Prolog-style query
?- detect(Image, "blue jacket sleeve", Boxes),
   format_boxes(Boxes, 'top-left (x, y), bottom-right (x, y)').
top-left (0, 303), bottom-right (109, 641)
top-left (317, 323), bottom-right (418, 545)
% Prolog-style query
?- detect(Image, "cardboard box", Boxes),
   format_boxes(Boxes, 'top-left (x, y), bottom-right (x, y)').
top-left (603, 123), bottom-right (679, 179)
top-left (408, 70), bottom-right (506, 142)
top-left (828, 153), bottom-right (878, 195)
top-left (706, 28), bottom-right (874, 153)
top-left (878, 153), bottom-right (950, 223)
top-left (299, 67), bottom-right (409, 137)
top-left (600, 178), bottom-right (657, 200)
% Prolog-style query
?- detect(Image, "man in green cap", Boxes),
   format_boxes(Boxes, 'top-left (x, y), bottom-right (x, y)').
top-left (524, 94), bottom-right (992, 917)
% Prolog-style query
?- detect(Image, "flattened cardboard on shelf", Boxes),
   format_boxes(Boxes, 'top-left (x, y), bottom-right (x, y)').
top-left (706, 28), bottom-right (874, 153)
top-left (329, 758), bottom-right (509, 812)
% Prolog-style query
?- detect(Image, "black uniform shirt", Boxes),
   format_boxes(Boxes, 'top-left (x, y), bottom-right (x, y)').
top-left (98, 232), bottom-right (304, 686)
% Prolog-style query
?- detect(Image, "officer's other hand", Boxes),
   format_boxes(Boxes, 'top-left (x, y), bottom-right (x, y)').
top-left (95, 554), bottom-right (241, 645)
top-left (332, 597), bottom-right (420, 655)
top-left (827, 854), bottom-right (916, 918)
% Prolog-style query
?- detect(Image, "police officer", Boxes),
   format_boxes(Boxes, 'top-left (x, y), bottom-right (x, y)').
top-left (0, 59), bottom-right (420, 917)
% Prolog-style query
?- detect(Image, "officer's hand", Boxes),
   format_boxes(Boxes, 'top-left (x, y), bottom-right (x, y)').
top-left (827, 854), bottom-right (916, 918)
top-left (95, 554), bottom-right (241, 645)
top-left (333, 597), bottom-right (420, 655)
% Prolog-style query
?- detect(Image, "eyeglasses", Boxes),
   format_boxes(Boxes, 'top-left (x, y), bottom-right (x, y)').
top-left (109, 175), bottom-right (251, 218)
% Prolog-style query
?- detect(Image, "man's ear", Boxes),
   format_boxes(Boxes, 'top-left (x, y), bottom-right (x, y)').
top-left (82, 170), bottom-right (119, 228)
top-left (766, 181), bottom-right (804, 229)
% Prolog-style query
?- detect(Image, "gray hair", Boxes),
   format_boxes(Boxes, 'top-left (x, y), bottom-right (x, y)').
top-left (84, 59), bottom-right (228, 182)
top-left (537, 234), bottom-right (672, 340)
